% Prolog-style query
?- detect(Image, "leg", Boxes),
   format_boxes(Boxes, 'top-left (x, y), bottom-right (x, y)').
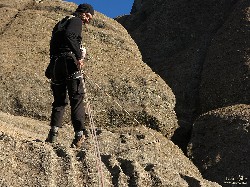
top-left (46, 55), bottom-right (69, 143)
top-left (67, 77), bottom-right (87, 148)
top-left (67, 77), bottom-right (85, 132)
top-left (50, 82), bottom-right (68, 128)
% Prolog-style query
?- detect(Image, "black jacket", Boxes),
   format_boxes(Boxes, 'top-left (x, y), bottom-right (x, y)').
top-left (50, 14), bottom-right (83, 60)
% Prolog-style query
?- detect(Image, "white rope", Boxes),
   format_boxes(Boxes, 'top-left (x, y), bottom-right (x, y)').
top-left (82, 76), bottom-right (105, 187)
top-left (83, 72), bottom-right (140, 125)
top-left (82, 71), bottom-right (162, 186)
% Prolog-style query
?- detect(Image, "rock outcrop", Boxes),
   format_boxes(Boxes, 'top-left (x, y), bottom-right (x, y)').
top-left (199, 1), bottom-right (250, 113)
top-left (0, 0), bottom-right (178, 138)
top-left (117, 0), bottom-right (250, 185)
top-left (118, 0), bottom-right (242, 119)
top-left (0, 111), bottom-right (221, 187)
top-left (117, 0), bottom-right (249, 146)
top-left (188, 104), bottom-right (250, 186)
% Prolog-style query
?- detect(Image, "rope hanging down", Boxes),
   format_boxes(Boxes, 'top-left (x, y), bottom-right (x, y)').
top-left (81, 70), bottom-right (161, 186)
top-left (82, 73), bottom-right (105, 187)
top-left (81, 69), bottom-right (141, 186)
top-left (82, 70), bottom-right (140, 125)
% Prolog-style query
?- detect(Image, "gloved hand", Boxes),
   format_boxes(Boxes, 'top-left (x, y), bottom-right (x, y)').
top-left (80, 46), bottom-right (86, 59)
top-left (77, 59), bottom-right (84, 69)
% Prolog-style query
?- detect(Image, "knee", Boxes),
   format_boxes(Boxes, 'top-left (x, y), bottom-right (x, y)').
top-left (52, 100), bottom-right (68, 108)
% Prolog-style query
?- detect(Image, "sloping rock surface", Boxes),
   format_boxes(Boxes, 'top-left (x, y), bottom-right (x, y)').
top-left (0, 111), bottom-right (221, 187)
top-left (0, 0), bottom-right (222, 186)
top-left (187, 104), bottom-right (250, 186)
top-left (0, 0), bottom-right (178, 138)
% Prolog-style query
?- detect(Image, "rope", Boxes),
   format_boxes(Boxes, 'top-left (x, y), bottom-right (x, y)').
top-left (82, 71), bottom-right (140, 125)
top-left (81, 70), bottom-right (162, 186)
top-left (82, 76), bottom-right (105, 187)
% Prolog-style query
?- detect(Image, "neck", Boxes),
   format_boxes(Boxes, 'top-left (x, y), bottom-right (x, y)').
top-left (73, 12), bottom-right (82, 18)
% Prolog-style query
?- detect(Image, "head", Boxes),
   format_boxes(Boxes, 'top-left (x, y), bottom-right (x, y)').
top-left (75, 3), bottom-right (94, 24)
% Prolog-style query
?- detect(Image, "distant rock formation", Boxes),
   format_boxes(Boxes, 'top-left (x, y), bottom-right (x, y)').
top-left (199, 0), bottom-right (250, 113)
top-left (117, 0), bottom-right (249, 136)
top-left (130, 0), bottom-right (144, 14)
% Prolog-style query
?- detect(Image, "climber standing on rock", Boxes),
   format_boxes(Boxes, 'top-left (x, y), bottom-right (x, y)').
top-left (45, 4), bottom-right (94, 148)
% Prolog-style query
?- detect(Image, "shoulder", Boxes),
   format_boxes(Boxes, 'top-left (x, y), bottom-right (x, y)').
top-left (68, 16), bottom-right (82, 25)
top-left (65, 15), bottom-right (82, 33)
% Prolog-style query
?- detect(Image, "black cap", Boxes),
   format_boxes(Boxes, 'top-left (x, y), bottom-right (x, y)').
top-left (76, 4), bottom-right (94, 15)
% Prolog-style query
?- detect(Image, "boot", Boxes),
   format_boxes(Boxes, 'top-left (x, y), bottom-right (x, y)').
top-left (71, 131), bottom-right (87, 148)
top-left (45, 129), bottom-right (58, 143)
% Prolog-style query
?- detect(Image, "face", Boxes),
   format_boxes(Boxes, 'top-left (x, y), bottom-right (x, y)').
top-left (81, 13), bottom-right (93, 24)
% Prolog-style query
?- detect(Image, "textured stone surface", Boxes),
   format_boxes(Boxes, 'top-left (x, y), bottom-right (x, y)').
top-left (117, 0), bottom-right (250, 155)
top-left (188, 104), bottom-right (250, 186)
top-left (199, 1), bottom-right (250, 113)
top-left (0, 0), bottom-right (178, 138)
top-left (117, 0), bottom-right (245, 120)
top-left (0, 111), bottom-right (221, 187)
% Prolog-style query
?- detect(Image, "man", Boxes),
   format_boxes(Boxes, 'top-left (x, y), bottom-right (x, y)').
top-left (45, 4), bottom-right (94, 148)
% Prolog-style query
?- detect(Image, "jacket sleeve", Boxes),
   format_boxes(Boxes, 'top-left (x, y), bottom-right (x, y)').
top-left (65, 18), bottom-right (83, 60)
top-left (49, 22), bottom-right (59, 57)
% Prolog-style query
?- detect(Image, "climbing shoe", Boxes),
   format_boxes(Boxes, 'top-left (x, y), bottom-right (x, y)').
top-left (45, 130), bottom-right (58, 143)
top-left (71, 133), bottom-right (87, 148)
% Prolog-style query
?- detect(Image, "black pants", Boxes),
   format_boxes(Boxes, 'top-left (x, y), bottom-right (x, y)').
top-left (50, 54), bottom-right (85, 132)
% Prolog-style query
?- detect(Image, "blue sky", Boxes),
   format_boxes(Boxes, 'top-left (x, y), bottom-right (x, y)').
top-left (66, 0), bottom-right (134, 18)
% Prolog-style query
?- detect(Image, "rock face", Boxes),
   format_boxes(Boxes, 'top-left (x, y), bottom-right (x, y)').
top-left (117, 0), bottom-right (249, 134)
top-left (0, 0), bottom-right (221, 186)
top-left (130, 0), bottom-right (144, 14)
top-left (199, 1), bottom-right (250, 113)
top-left (187, 104), bottom-right (250, 186)
top-left (117, 0), bottom-right (250, 186)
top-left (0, 112), bottom-right (221, 187)
top-left (0, 0), bottom-right (178, 138)
top-left (118, 0), bottom-right (239, 119)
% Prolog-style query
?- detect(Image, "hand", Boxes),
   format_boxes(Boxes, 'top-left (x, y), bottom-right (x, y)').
top-left (77, 59), bottom-right (84, 69)
top-left (81, 47), bottom-right (86, 59)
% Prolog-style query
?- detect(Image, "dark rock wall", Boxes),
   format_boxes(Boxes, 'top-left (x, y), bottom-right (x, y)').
top-left (117, 0), bottom-right (247, 122)
top-left (200, 0), bottom-right (250, 112)
top-left (117, 0), bottom-right (249, 150)
top-left (117, 0), bottom-right (250, 185)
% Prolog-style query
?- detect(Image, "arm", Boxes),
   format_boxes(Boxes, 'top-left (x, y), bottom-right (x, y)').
top-left (65, 17), bottom-right (83, 60)
top-left (49, 22), bottom-right (60, 57)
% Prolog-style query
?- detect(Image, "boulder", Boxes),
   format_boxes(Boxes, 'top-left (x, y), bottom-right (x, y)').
top-left (188, 104), bottom-right (250, 186)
